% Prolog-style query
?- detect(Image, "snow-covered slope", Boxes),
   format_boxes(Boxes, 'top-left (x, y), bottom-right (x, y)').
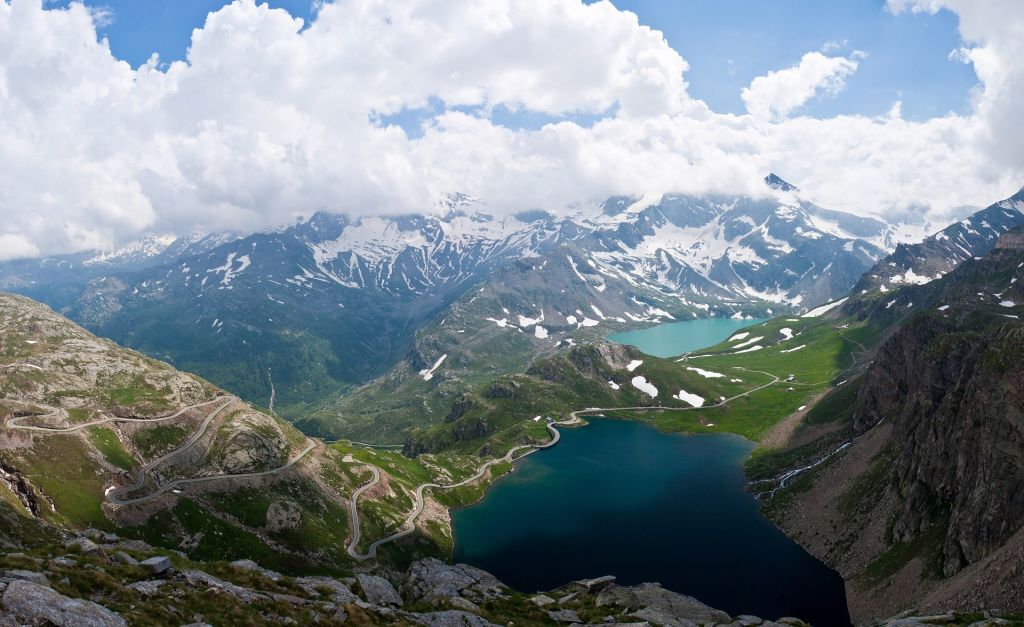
top-left (854, 187), bottom-right (1024, 294)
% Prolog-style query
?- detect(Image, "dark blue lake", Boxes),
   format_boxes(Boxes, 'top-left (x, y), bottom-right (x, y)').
top-left (452, 418), bottom-right (850, 625)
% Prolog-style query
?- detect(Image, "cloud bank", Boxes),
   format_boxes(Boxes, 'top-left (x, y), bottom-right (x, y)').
top-left (0, 0), bottom-right (1022, 259)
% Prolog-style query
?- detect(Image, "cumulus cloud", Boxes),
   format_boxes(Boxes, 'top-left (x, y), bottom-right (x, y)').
top-left (0, 0), bottom-right (1022, 260)
top-left (741, 51), bottom-right (860, 120)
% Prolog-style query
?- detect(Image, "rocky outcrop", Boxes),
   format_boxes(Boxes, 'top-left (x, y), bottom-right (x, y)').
top-left (355, 573), bottom-right (402, 606)
top-left (402, 558), bottom-right (506, 605)
top-left (596, 583), bottom-right (733, 626)
top-left (854, 313), bottom-right (1024, 577)
top-left (2, 580), bottom-right (127, 627)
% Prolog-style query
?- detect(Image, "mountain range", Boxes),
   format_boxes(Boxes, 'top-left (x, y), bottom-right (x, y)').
top-left (0, 176), bottom-right (932, 424)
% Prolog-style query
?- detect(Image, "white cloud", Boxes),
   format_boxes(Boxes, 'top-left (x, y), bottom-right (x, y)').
top-left (741, 52), bottom-right (860, 120)
top-left (0, 0), bottom-right (1021, 259)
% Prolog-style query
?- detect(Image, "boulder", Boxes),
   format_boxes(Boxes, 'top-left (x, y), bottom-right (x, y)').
top-left (182, 570), bottom-right (263, 603)
top-left (408, 609), bottom-right (500, 626)
top-left (596, 583), bottom-right (730, 626)
top-left (356, 573), bottom-right (402, 606)
top-left (403, 558), bottom-right (506, 605)
top-left (1, 580), bottom-right (126, 627)
top-left (64, 537), bottom-right (99, 555)
top-left (1, 570), bottom-right (47, 585)
top-left (127, 580), bottom-right (167, 596)
top-left (294, 576), bottom-right (359, 604)
top-left (547, 608), bottom-right (583, 623)
top-left (110, 551), bottom-right (138, 566)
top-left (264, 501), bottom-right (301, 532)
top-left (229, 559), bottom-right (282, 582)
top-left (138, 556), bottom-right (171, 575)
top-left (529, 594), bottom-right (556, 606)
top-left (576, 575), bottom-right (616, 592)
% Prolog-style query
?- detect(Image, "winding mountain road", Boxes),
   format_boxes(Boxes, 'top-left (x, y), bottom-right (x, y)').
top-left (109, 442), bottom-right (316, 506)
top-left (346, 366), bottom-right (782, 560)
top-left (5, 397), bottom-right (226, 433)
top-left (4, 394), bottom-right (317, 506)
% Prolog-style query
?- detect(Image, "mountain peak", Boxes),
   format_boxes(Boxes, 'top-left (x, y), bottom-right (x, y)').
top-left (765, 173), bottom-right (798, 192)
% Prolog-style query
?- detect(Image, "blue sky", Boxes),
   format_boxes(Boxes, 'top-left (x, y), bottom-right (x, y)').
top-left (56, 0), bottom-right (977, 123)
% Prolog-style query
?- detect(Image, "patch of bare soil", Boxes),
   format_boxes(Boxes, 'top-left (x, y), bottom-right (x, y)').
top-left (758, 391), bottom-right (828, 449)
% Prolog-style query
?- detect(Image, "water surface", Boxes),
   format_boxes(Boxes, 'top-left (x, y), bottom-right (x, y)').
top-left (607, 317), bottom-right (766, 358)
top-left (452, 419), bottom-right (850, 625)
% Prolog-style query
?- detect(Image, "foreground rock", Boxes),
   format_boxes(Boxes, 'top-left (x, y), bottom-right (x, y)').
top-left (2, 542), bottom-right (1016, 626)
top-left (1, 580), bottom-right (127, 627)
top-left (597, 583), bottom-right (732, 626)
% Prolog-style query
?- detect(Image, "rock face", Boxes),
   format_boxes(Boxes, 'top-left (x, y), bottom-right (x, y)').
top-left (402, 558), bottom-right (506, 605)
top-left (355, 573), bottom-right (402, 606)
top-left (2, 580), bottom-right (127, 627)
top-left (770, 234), bottom-right (1024, 621)
top-left (854, 311), bottom-right (1024, 576)
top-left (264, 500), bottom-right (301, 532)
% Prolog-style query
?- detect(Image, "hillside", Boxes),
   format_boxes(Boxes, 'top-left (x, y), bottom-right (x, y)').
top-left (0, 292), bottom-right (475, 573)
top-left (753, 227), bottom-right (1024, 622)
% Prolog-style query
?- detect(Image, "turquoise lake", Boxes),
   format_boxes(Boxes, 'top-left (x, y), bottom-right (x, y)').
top-left (451, 318), bottom-right (850, 625)
top-left (606, 317), bottom-right (767, 358)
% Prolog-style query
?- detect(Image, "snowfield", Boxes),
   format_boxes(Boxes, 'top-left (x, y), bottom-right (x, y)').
top-left (626, 360), bottom-right (644, 372)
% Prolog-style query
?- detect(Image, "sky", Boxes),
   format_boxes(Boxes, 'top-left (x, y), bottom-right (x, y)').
top-left (2, 0), bottom-right (1023, 259)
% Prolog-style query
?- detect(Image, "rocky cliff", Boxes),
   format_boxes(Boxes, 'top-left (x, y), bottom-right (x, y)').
top-left (767, 228), bottom-right (1024, 622)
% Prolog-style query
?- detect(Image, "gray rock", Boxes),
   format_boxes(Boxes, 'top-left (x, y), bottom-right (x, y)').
top-left (596, 583), bottom-right (730, 626)
top-left (264, 500), bottom-right (302, 532)
top-left (51, 556), bottom-right (77, 568)
top-left (181, 570), bottom-right (264, 603)
top-left (2, 570), bottom-right (47, 585)
top-left (356, 573), bottom-right (401, 606)
top-left (776, 618), bottom-right (808, 627)
top-left (100, 533), bottom-right (119, 544)
top-left (576, 575), bottom-right (616, 592)
top-left (447, 596), bottom-right (480, 612)
top-left (402, 558), bottom-right (506, 604)
top-left (547, 608), bottom-right (583, 623)
top-left (126, 580), bottom-right (167, 596)
top-left (139, 556), bottom-right (171, 575)
top-left (558, 590), bottom-right (581, 605)
top-left (530, 594), bottom-right (556, 606)
top-left (408, 609), bottom-right (500, 626)
top-left (110, 552), bottom-right (138, 566)
top-left (115, 540), bottom-right (154, 552)
top-left (735, 616), bottom-right (764, 626)
top-left (1, 580), bottom-right (126, 627)
top-left (229, 559), bottom-right (282, 582)
top-left (294, 576), bottom-right (358, 604)
top-left (64, 537), bottom-right (99, 555)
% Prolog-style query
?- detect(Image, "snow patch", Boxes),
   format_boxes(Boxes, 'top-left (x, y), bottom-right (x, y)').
top-left (631, 376), bottom-right (658, 398)
top-left (674, 389), bottom-right (704, 407)
top-left (420, 354), bottom-right (447, 381)
top-left (801, 297), bottom-right (848, 318)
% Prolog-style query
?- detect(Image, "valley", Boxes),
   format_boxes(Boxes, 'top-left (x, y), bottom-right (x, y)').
top-left (1, 189), bottom-right (1023, 626)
